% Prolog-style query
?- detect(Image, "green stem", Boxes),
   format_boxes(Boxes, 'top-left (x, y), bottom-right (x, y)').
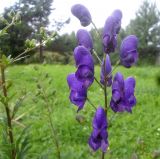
top-left (102, 152), bottom-right (105, 159)
top-left (94, 77), bottom-right (104, 90)
top-left (91, 21), bottom-right (101, 39)
top-left (87, 98), bottom-right (97, 110)
top-left (92, 49), bottom-right (102, 65)
top-left (108, 60), bottom-right (120, 77)
top-left (103, 54), bottom-right (108, 113)
top-left (1, 66), bottom-right (16, 159)
top-left (101, 54), bottom-right (108, 159)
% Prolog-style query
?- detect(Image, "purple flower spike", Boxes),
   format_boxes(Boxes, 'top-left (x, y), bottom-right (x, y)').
top-left (88, 107), bottom-right (108, 152)
top-left (110, 72), bottom-right (136, 113)
top-left (120, 35), bottom-right (138, 68)
top-left (100, 55), bottom-right (112, 86)
top-left (71, 4), bottom-right (92, 27)
top-left (67, 73), bottom-right (87, 111)
top-left (76, 29), bottom-right (93, 51)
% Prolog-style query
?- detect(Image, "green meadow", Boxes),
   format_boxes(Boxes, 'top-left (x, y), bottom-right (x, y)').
top-left (0, 65), bottom-right (160, 159)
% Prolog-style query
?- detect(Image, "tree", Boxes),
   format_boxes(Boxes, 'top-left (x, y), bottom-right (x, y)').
top-left (126, 0), bottom-right (160, 64)
top-left (0, 0), bottom-right (53, 62)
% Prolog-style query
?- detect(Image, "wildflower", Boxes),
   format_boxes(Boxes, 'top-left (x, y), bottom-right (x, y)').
top-left (71, 4), bottom-right (92, 27)
top-left (120, 35), bottom-right (138, 68)
top-left (67, 73), bottom-right (87, 111)
top-left (74, 46), bottom-right (94, 88)
top-left (89, 107), bottom-right (108, 152)
top-left (100, 54), bottom-right (112, 86)
top-left (102, 16), bottom-right (117, 53)
top-left (76, 29), bottom-right (93, 51)
top-left (102, 9), bottom-right (122, 53)
top-left (111, 9), bottom-right (122, 34)
top-left (110, 72), bottom-right (136, 112)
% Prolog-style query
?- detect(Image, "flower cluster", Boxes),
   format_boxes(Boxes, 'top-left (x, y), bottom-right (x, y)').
top-left (68, 3), bottom-right (139, 155)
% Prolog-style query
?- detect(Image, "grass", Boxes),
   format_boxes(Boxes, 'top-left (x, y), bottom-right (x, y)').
top-left (0, 64), bottom-right (160, 159)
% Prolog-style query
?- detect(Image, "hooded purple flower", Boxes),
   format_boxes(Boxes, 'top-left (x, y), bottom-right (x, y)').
top-left (102, 9), bottom-right (122, 53)
top-left (67, 73), bottom-right (87, 111)
top-left (111, 9), bottom-right (122, 34)
top-left (74, 46), bottom-right (94, 88)
top-left (120, 35), bottom-right (138, 68)
top-left (110, 72), bottom-right (136, 113)
top-left (71, 4), bottom-right (92, 27)
top-left (88, 107), bottom-right (108, 152)
top-left (102, 16), bottom-right (117, 53)
top-left (100, 55), bottom-right (112, 86)
top-left (76, 29), bottom-right (93, 51)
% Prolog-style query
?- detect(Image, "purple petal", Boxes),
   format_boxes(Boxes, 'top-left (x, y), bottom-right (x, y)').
top-left (71, 4), bottom-right (92, 27)
top-left (100, 55), bottom-right (112, 86)
top-left (120, 35), bottom-right (138, 67)
top-left (93, 107), bottom-right (107, 129)
top-left (75, 65), bottom-right (94, 88)
top-left (67, 73), bottom-right (83, 91)
top-left (76, 29), bottom-right (93, 50)
top-left (112, 9), bottom-right (122, 21)
top-left (111, 9), bottom-right (122, 34)
top-left (112, 90), bottom-right (121, 102)
top-left (88, 135), bottom-right (101, 151)
top-left (74, 46), bottom-right (94, 69)
top-left (101, 139), bottom-right (109, 152)
top-left (69, 89), bottom-right (87, 111)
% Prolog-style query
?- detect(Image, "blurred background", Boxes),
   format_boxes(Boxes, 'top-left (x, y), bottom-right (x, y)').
top-left (0, 0), bottom-right (160, 65)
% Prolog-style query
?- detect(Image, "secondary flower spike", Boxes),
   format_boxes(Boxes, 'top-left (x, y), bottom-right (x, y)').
top-left (110, 72), bottom-right (136, 113)
top-left (120, 35), bottom-right (138, 68)
top-left (76, 29), bottom-right (93, 51)
top-left (74, 46), bottom-right (94, 88)
top-left (67, 73), bottom-right (87, 111)
top-left (88, 107), bottom-right (108, 152)
top-left (100, 54), bottom-right (112, 86)
top-left (71, 4), bottom-right (92, 27)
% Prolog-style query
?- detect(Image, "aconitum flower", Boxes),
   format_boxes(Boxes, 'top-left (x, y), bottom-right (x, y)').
top-left (111, 9), bottom-right (122, 34)
top-left (76, 29), bottom-right (93, 51)
top-left (102, 16), bottom-right (117, 53)
top-left (74, 46), bottom-right (94, 88)
top-left (102, 9), bottom-right (122, 53)
top-left (110, 72), bottom-right (136, 113)
top-left (71, 4), bottom-right (92, 27)
top-left (100, 54), bottom-right (112, 86)
top-left (120, 35), bottom-right (138, 68)
top-left (89, 107), bottom-right (108, 152)
top-left (67, 73), bottom-right (87, 111)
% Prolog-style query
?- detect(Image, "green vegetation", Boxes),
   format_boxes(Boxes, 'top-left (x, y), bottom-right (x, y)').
top-left (0, 64), bottom-right (159, 159)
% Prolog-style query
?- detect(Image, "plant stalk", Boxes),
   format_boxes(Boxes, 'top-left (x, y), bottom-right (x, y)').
top-left (1, 66), bottom-right (16, 159)
top-left (42, 90), bottom-right (61, 159)
top-left (101, 53), bottom-right (108, 159)
top-left (87, 98), bottom-right (97, 110)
